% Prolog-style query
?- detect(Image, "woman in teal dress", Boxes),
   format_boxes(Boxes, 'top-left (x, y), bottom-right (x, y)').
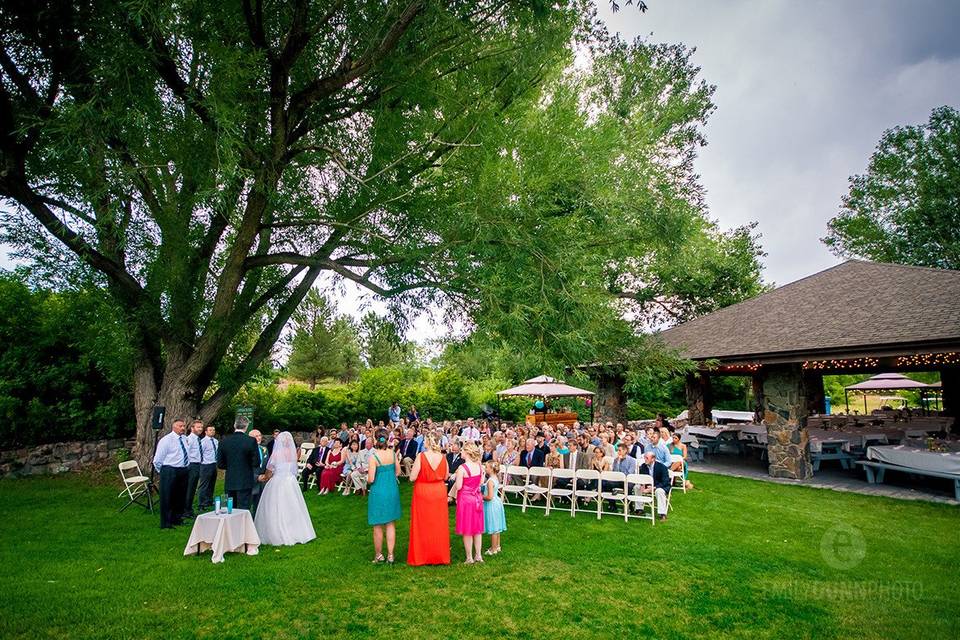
top-left (366, 429), bottom-right (401, 564)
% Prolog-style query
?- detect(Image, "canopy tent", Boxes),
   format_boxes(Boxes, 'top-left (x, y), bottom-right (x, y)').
top-left (496, 376), bottom-right (595, 425)
top-left (843, 373), bottom-right (934, 413)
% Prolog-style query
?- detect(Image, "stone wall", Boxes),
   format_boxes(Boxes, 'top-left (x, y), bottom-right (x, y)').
top-left (0, 438), bottom-right (135, 479)
top-left (760, 364), bottom-right (813, 480)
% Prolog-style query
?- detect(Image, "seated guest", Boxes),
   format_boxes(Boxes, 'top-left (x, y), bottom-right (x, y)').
top-left (397, 428), bottom-right (420, 477)
top-left (498, 439), bottom-right (519, 468)
top-left (644, 430), bottom-right (672, 467)
top-left (301, 436), bottom-right (330, 491)
top-left (611, 443), bottom-right (636, 476)
top-left (545, 442), bottom-right (563, 471)
top-left (590, 445), bottom-right (610, 473)
top-left (340, 440), bottom-right (361, 495)
top-left (638, 450), bottom-right (671, 521)
top-left (481, 441), bottom-right (495, 464)
top-left (350, 439), bottom-right (374, 495)
top-left (519, 438), bottom-right (545, 468)
top-left (535, 434), bottom-right (549, 457)
top-left (318, 439), bottom-right (344, 495)
top-left (602, 443), bottom-right (637, 503)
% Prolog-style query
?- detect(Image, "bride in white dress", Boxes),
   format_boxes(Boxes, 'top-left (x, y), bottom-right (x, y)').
top-left (254, 431), bottom-right (316, 545)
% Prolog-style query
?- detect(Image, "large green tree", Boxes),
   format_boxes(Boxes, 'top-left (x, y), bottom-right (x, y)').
top-left (0, 0), bottom-right (589, 464)
top-left (0, 1), bottom-right (757, 466)
top-left (823, 105), bottom-right (960, 269)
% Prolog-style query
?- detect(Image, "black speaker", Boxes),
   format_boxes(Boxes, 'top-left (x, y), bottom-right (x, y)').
top-left (151, 406), bottom-right (166, 431)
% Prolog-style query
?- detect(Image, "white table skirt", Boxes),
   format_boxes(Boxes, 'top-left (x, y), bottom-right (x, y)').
top-left (867, 445), bottom-right (960, 476)
top-left (184, 509), bottom-right (261, 563)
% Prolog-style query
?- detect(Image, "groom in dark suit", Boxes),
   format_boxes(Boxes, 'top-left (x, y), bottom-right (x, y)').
top-left (216, 416), bottom-right (260, 510)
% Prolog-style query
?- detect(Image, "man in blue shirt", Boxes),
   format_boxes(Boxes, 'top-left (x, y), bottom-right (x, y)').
top-left (643, 430), bottom-right (671, 467)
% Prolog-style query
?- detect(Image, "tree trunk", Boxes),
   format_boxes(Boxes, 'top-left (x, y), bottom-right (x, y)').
top-left (131, 366), bottom-right (201, 471)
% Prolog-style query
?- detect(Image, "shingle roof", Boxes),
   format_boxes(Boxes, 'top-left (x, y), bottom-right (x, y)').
top-left (658, 260), bottom-right (960, 361)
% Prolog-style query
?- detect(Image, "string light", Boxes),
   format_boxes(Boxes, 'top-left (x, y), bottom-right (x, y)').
top-left (802, 358), bottom-right (879, 370)
top-left (896, 352), bottom-right (960, 367)
top-left (716, 363), bottom-right (762, 372)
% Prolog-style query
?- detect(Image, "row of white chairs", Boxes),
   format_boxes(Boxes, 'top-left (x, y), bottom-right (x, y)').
top-left (499, 466), bottom-right (673, 524)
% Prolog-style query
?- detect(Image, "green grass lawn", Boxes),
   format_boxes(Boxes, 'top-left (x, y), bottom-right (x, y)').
top-left (0, 469), bottom-right (957, 640)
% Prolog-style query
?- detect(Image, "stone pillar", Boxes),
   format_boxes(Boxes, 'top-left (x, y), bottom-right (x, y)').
top-left (941, 367), bottom-right (960, 420)
top-left (760, 364), bottom-right (813, 479)
top-left (803, 370), bottom-right (826, 415)
top-left (594, 372), bottom-right (626, 425)
top-left (685, 372), bottom-right (713, 425)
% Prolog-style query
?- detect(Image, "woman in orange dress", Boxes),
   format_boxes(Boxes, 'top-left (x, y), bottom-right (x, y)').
top-left (407, 434), bottom-right (450, 566)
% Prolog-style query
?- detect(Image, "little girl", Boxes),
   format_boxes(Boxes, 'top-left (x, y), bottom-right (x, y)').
top-left (482, 460), bottom-right (506, 556)
top-left (454, 443), bottom-right (485, 564)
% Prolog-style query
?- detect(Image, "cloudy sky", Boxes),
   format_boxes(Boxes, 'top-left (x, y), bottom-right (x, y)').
top-left (3, 1), bottom-right (959, 341)
top-left (601, 0), bottom-right (960, 286)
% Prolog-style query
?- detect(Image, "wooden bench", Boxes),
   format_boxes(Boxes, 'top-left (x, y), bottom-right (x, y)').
top-left (856, 461), bottom-right (960, 501)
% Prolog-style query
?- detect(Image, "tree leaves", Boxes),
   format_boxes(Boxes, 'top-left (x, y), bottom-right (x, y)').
top-left (823, 105), bottom-right (960, 269)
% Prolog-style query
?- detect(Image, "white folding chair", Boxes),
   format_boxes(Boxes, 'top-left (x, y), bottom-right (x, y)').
top-left (548, 468), bottom-right (575, 516)
top-left (523, 467), bottom-right (551, 514)
top-left (573, 469), bottom-right (601, 519)
top-left (501, 465), bottom-right (528, 507)
top-left (625, 473), bottom-right (656, 525)
top-left (669, 454), bottom-right (687, 494)
top-left (598, 470), bottom-right (628, 519)
top-left (297, 443), bottom-right (315, 475)
top-left (118, 460), bottom-right (154, 513)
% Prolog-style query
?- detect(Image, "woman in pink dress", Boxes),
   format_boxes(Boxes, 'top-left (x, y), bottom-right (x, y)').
top-left (454, 443), bottom-right (485, 564)
top-left (319, 440), bottom-right (344, 494)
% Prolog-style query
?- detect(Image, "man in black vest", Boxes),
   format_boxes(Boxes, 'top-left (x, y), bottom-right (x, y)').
top-left (216, 415), bottom-right (259, 510)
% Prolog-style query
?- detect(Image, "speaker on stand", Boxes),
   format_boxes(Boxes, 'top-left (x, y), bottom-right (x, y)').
top-left (148, 406), bottom-right (166, 490)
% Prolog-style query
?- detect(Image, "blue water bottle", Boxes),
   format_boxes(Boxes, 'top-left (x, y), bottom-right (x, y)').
top-left (214, 496), bottom-right (221, 514)
top-left (227, 496), bottom-right (233, 514)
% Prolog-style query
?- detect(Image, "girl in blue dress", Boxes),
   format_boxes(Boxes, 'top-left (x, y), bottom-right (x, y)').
top-left (482, 460), bottom-right (506, 556)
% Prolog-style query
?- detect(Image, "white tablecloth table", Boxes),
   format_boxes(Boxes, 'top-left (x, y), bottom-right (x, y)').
top-left (866, 445), bottom-right (960, 476)
top-left (183, 509), bottom-right (261, 563)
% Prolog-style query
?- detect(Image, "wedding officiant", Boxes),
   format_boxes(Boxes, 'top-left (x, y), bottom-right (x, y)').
top-left (216, 415), bottom-right (260, 510)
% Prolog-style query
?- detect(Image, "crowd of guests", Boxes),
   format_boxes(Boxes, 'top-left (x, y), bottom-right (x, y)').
top-left (152, 402), bottom-right (692, 562)
top-left (293, 405), bottom-right (692, 563)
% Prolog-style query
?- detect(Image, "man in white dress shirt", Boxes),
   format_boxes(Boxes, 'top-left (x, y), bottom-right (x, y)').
top-left (153, 418), bottom-right (190, 529)
top-left (197, 424), bottom-right (219, 512)
top-left (460, 417), bottom-right (481, 443)
top-left (182, 420), bottom-right (204, 519)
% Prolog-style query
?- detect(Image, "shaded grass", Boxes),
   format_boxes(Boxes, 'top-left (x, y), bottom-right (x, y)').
top-left (0, 469), bottom-right (957, 640)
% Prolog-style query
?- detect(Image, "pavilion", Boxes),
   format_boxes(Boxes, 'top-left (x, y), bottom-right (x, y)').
top-left (591, 260), bottom-right (960, 480)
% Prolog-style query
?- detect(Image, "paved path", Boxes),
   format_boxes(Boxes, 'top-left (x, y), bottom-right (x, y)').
top-left (690, 454), bottom-right (958, 506)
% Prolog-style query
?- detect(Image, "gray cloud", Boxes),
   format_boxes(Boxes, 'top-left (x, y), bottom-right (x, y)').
top-left (600, 0), bottom-right (960, 286)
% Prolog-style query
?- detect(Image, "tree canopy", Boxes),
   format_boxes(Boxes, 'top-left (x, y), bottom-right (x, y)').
top-left (0, 1), bottom-right (763, 463)
top-left (823, 105), bottom-right (960, 270)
